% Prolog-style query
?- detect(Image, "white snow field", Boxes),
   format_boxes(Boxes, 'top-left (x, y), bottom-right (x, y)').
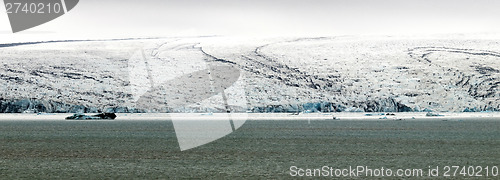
top-left (0, 35), bottom-right (498, 113)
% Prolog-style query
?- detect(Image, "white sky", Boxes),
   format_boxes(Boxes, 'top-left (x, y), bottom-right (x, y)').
top-left (1, 0), bottom-right (500, 41)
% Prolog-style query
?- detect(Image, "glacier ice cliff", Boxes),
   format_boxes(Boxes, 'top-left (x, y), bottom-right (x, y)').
top-left (0, 36), bottom-right (498, 113)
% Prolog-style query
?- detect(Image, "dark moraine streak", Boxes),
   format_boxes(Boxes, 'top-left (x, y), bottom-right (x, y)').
top-left (408, 47), bottom-right (500, 102)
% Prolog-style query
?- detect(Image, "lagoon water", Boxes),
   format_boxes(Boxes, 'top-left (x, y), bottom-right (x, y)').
top-left (0, 118), bottom-right (499, 178)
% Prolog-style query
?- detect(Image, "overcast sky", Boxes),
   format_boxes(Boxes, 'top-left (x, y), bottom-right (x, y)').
top-left (1, 0), bottom-right (500, 40)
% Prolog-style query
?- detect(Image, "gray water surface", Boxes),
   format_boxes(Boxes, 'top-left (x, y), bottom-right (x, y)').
top-left (0, 120), bottom-right (499, 179)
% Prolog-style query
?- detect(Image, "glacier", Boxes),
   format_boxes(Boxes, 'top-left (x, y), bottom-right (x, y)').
top-left (0, 35), bottom-right (498, 113)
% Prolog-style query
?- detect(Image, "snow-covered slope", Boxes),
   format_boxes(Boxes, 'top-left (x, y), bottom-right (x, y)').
top-left (0, 36), bottom-right (498, 113)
